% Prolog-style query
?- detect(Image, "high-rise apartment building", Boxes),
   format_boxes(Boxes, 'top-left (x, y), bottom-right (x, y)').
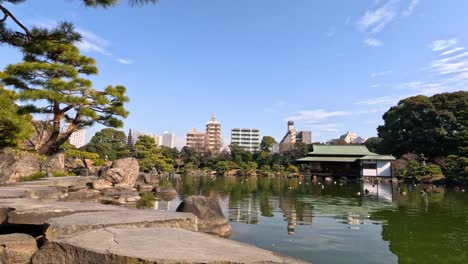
top-left (231, 128), bottom-right (260, 152)
top-left (186, 128), bottom-right (206, 153)
top-left (161, 132), bottom-right (176, 148)
top-left (279, 121), bottom-right (312, 152)
top-left (206, 116), bottom-right (221, 153)
top-left (62, 124), bottom-right (86, 148)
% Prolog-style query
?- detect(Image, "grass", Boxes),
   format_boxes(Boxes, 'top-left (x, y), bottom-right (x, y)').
top-left (137, 192), bottom-right (156, 209)
top-left (19, 172), bottom-right (47, 182)
top-left (19, 171), bottom-right (75, 181)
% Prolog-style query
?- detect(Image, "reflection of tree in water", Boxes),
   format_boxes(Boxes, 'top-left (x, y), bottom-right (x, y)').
top-left (372, 191), bottom-right (468, 264)
top-left (171, 175), bottom-right (392, 236)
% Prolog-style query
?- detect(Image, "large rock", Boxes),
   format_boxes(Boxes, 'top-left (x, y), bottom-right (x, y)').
top-left (0, 148), bottom-right (41, 184)
top-left (32, 227), bottom-right (307, 264)
top-left (100, 158), bottom-right (139, 187)
top-left (176, 196), bottom-right (232, 237)
top-left (0, 233), bottom-right (38, 264)
top-left (41, 152), bottom-right (65, 173)
top-left (44, 210), bottom-right (198, 241)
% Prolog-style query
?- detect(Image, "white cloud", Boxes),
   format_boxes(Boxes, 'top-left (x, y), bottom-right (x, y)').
top-left (371, 70), bottom-right (392, 78)
top-left (356, 96), bottom-right (396, 105)
top-left (364, 38), bottom-right (383, 47)
top-left (76, 28), bottom-right (112, 56)
top-left (400, 81), bottom-right (446, 96)
top-left (285, 109), bottom-right (350, 124)
top-left (326, 27), bottom-right (336, 37)
top-left (316, 124), bottom-right (341, 132)
top-left (402, 0), bottom-right (420, 16)
top-left (431, 38), bottom-right (458, 51)
top-left (357, 2), bottom-right (397, 34)
top-left (440, 47), bottom-right (465, 56)
top-left (116, 58), bottom-right (133, 65)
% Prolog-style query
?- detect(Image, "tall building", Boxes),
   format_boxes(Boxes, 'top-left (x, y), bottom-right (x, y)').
top-left (62, 124), bottom-right (86, 148)
top-left (206, 116), bottom-right (222, 153)
top-left (279, 121), bottom-right (312, 152)
top-left (186, 128), bottom-right (206, 153)
top-left (161, 132), bottom-right (176, 148)
top-left (231, 128), bottom-right (261, 152)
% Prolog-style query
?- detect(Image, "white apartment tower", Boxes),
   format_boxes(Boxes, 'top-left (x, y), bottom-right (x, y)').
top-left (161, 132), bottom-right (176, 148)
top-left (62, 124), bottom-right (86, 148)
top-left (231, 128), bottom-right (261, 152)
top-left (206, 116), bottom-right (222, 153)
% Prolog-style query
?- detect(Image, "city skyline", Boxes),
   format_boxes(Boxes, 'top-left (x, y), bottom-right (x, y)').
top-left (1, 1), bottom-right (466, 147)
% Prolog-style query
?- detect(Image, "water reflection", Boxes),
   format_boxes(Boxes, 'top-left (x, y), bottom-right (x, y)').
top-left (159, 175), bottom-right (468, 264)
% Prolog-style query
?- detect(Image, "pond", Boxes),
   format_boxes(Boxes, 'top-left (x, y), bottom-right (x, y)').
top-left (155, 175), bottom-right (468, 264)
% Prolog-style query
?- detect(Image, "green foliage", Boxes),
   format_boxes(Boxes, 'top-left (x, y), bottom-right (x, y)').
top-left (137, 192), bottom-right (156, 209)
top-left (82, 128), bottom-right (130, 160)
top-left (65, 149), bottom-right (100, 160)
top-left (239, 161), bottom-right (258, 176)
top-left (443, 155), bottom-right (468, 182)
top-left (52, 171), bottom-right (75, 177)
top-left (286, 165), bottom-right (299, 174)
top-left (378, 91), bottom-right (468, 157)
top-left (0, 23), bottom-right (129, 155)
top-left (260, 136), bottom-right (277, 151)
top-left (365, 137), bottom-right (384, 153)
top-left (213, 161), bottom-right (239, 174)
top-left (19, 171), bottom-right (74, 181)
top-left (19, 172), bottom-right (46, 182)
top-left (0, 87), bottom-right (34, 148)
top-left (134, 135), bottom-right (173, 173)
top-left (393, 156), bottom-right (444, 182)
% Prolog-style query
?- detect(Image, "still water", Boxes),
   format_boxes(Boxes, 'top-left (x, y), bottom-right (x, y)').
top-left (155, 175), bottom-right (468, 264)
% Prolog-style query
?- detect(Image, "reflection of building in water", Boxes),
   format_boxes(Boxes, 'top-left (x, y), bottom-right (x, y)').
top-left (363, 183), bottom-right (393, 201)
top-left (228, 195), bottom-right (260, 224)
top-left (154, 200), bottom-right (171, 211)
top-left (279, 197), bottom-right (313, 236)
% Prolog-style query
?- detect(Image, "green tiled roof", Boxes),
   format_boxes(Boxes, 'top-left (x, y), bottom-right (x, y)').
top-left (297, 156), bottom-right (359, 162)
top-left (359, 155), bottom-right (396, 160)
top-left (308, 145), bottom-right (377, 156)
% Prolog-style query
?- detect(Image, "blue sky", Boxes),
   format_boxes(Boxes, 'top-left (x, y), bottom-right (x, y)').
top-left (1, 0), bottom-right (468, 148)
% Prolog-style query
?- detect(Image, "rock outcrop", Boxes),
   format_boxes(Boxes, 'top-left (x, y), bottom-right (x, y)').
top-left (176, 196), bottom-right (232, 237)
top-left (0, 233), bottom-right (38, 264)
top-left (33, 227), bottom-right (307, 264)
top-left (0, 148), bottom-right (41, 184)
top-left (98, 157), bottom-right (139, 187)
top-left (41, 152), bottom-right (65, 173)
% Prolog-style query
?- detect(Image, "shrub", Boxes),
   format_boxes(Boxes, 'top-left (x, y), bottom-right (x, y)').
top-left (137, 192), bottom-right (156, 209)
top-left (19, 172), bottom-right (46, 181)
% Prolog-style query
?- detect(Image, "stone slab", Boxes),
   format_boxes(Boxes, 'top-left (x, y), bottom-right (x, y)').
top-left (45, 210), bottom-right (198, 240)
top-left (10, 176), bottom-right (96, 188)
top-left (0, 199), bottom-right (126, 225)
top-left (33, 227), bottom-right (309, 264)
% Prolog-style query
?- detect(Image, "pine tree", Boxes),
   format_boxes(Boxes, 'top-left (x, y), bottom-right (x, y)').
top-left (0, 23), bottom-right (129, 155)
top-left (0, 86), bottom-right (34, 148)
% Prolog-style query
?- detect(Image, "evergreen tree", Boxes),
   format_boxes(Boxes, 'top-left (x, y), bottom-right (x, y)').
top-left (0, 23), bottom-right (129, 155)
top-left (134, 135), bottom-right (173, 173)
top-left (82, 128), bottom-right (130, 160)
top-left (0, 86), bottom-right (34, 148)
